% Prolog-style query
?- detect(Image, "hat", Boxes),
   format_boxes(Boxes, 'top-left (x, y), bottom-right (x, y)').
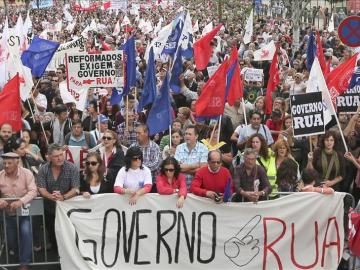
top-left (2, 152), bottom-right (19, 159)
top-left (98, 114), bottom-right (109, 123)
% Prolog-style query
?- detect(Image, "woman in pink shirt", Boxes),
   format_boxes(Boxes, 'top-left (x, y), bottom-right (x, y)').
top-left (156, 157), bottom-right (187, 208)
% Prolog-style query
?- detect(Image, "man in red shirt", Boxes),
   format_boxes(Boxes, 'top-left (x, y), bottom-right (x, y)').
top-left (190, 150), bottom-right (234, 202)
top-left (265, 109), bottom-right (283, 141)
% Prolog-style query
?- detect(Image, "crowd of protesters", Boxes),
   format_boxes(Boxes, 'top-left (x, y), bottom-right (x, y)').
top-left (0, 0), bottom-right (359, 269)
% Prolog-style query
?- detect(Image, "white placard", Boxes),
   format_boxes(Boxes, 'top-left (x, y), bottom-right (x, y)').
top-left (56, 192), bottom-right (345, 269)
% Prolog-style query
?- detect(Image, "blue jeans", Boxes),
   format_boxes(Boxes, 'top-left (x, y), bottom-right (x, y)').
top-left (5, 215), bottom-right (32, 265)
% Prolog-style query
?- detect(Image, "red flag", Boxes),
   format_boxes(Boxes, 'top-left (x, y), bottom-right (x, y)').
top-left (265, 49), bottom-right (280, 115)
top-left (226, 46), bottom-right (243, 106)
top-left (0, 74), bottom-right (21, 132)
top-left (316, 31), bottom-right (327, 76)
top-left (195, 59), bottom-right (229, 116)
top-left (103, 1), bottom-right (110, 9)
top-left (326, 53), bottom-right (358, 105)
top-left (193, 24), bottom-right (222, 70)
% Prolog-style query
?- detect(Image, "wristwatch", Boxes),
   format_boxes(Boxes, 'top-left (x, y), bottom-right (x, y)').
top-left (174, 189), bottom-right (179, 193)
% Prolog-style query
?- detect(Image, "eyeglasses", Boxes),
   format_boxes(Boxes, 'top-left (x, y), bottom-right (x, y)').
top-left (209, 160), bottom-right (221, 164)
top-left (86, 161), bottom-right (98, 166)
top-left (102, 136), bottom-right (113, 141)
top-left (164, 168), bottom-right (175, 172)
top-left (131, 156), bottom-right (141, 161)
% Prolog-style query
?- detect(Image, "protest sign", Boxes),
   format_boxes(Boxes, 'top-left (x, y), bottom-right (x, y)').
top-left (0, 29), bottom-right (32, 57)
top-left (207, 65), bottom-right (218, 78)
top-left (242, 68), bottom-right (263, 82)
top-left (291, 92), bottom-right (325, 137)
top-left (31, 0), bottom-right (53, 9)
top-left (336, 86), bottom-right (360, 113)
top-left (109, 0), bottom-right (127, 10)
top-left (47, 37), bottom-right (86, 71)
top-left (66, 51), bottom-right (124, 89)
top-left (65, 146), bottom-right (88, 170)
top-left (59, 81), bottom-right (88, 111)
top-left (56, 192), bottom-right (345, 269)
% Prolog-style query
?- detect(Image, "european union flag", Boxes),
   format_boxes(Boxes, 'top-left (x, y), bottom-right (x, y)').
top-left (123, 36), bottom-right (137, 96)
top-left (306, 32), bottom-right (317, 71)
top-left (21, 36), bottom-right (60, 77)
top-left (138, 47), bottom-right (156, 112)
top-left (146, 72), bottom-right (173, 136)
top-left (169, 48), bottom-right (183, 93)
top-left (110, 88), bottom-right (123, 105)
top-left (163, 13), bottom-right (184, 55)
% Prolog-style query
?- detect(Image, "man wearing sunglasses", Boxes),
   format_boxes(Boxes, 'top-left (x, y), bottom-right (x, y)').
top-left (190, 150), bottom-right (233, 203)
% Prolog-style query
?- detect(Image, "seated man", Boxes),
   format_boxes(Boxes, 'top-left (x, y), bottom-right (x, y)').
top-left (0, 152), bottom-right (37, 270)
top-left (190, 150), bottom-right (233, 202)
top-left (232, 148), bottom-right (272, 202)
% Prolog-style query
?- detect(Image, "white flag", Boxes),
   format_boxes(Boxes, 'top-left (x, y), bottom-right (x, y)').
top-left (23, 11), bottom-right (32, 36)
top-left (59, 81), bottom-right (88, 111)
top-left (138, 18), bottom-right (146, 29)
top-left (89, 19), bottom-right (97, 31)
top-left (153, 18), bottom-right (163, 35)
top-left (145, 22), bottom-right (173, 61)
top-left (243, 9), bottom-right (253, 44)
top-left (142, 20), bottom-right (153, 34)
top-left (179, 12), bottom-right (193, 50)
top-left (0, 18), bottom-right (9, 88)
top-left (14, 15), bottom-right (23, 36)
top-left (121, 15), bottom-right (130, 26)
top-left (328, 13), bottom-right (335, 32)
top-left (201, 21), bottom-right (213, 36)
top-left (253, 40), bottom-right (276, 61)
top-left (113, 20), bottom-right (120, 36)
top-left (66, 21), bottom-right (76, 32)
top-left (63, 7), bottom-right (73, 22)
top-left (193, 20), bottom-right (199, 33)
top-left (306, 57), bottom-right (335, 125)
top-left (55, 20), bottom-right (62, 32)
top-left (7, 55), bottom-right (34, 101)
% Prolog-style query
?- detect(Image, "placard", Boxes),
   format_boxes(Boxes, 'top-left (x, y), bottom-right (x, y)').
top-left (66, 51), bottom-right (124, 89)
top-left (242, 68), bottom-right (263, 82)
top-left (31, 0), bottom-right (53, 9)
top-left (290, 92), bottom-right (325, 137)
top-left (336, 86), bottom-right (360, 113)
top-left (55, 192), bottom-right (345, 269)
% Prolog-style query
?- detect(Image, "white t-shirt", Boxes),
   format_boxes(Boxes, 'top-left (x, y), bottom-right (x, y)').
top-left (114, 165), bottom-right (152, 192)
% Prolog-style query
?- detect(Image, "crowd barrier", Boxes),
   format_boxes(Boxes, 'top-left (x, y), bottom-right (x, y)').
top-left (0, 193), bottom-right (356, 269)
top-left (0, 197), bottom-right (60, 269)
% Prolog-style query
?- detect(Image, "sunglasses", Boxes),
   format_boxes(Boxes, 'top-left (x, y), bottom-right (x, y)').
top-left (102, 136), bottom-right (113, 141)
top-left (86, 161), bottom-right (98, 166)
top-left (131, 156), bottom-right (141, 161)
top-left (209, 160), bottom-right (221, 164)
top-left (164, 168), bottom-right (175, 172)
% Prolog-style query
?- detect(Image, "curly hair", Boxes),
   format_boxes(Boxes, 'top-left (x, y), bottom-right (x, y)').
top-left (124, 146), bottom-right (143, 171)
top-left (84, 152), bottom-right (105, 183)
top-left (245, 133), bottom-right (269, 160)
top-left (159, 157), bottom-right (181, 179)
top-left (318, 130), bottom-right (339, 151)
top-left (273, 139), bottom-right (291, 158)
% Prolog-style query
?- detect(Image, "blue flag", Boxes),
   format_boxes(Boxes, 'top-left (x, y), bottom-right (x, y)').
top-left (123, 37), bottom-right (137, 96)
top-left (138, 47), bottom-right (157, 112)
top-left (306, 32), bottom-right (317, 71)
top-left (349, 66), bottom-right (360, 89)
top-left (146, 72), bottom-right (173, 136)
top-left (110, 88), bottom-right (123, 105)
top-left (225, 61), bottom-right (237, 101)
top-left (21, 36), bottom-right (60, 77)
top-left (223, 177), bottom-right (232, 203)
top-left (163, 13), bottom-right (185, 55)
top-left (169, 47), bottom-right (183, 93)
top-left (181, 34), bottom-right (194, 59)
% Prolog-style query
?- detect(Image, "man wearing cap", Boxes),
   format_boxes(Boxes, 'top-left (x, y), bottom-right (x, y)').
top-left (90, 114), bottom-right (109, 144)
top-left (0, 152), bottom-right (37, 270)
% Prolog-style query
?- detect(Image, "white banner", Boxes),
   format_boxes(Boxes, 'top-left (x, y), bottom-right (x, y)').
top-left (109, 0), bottom-right (127, 10)
top-left (65, 145), bottom-right (88, 170)
top-left (59, 81), bottom-right (88, 111)
top-left (55, 192), bottom-right (345, 269)
top-left (31, 0), bottom-right (53, 9)
top-left (47, 37), bottom-right (86, 71)
top-left (66, 51), bottom-right (124, 89)
top-left (242, 68), bottom-right (263, 82)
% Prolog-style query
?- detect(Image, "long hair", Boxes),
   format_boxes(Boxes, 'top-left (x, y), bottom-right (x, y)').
top-left (160, 157), bottom-right (181, 179)
top-left (273, 139), bottom-right (291, 159)
top-left (319, 130), bottom-right (339, 151)
top-left (245, 133), bottom-right (269, 160)
top-left (85, 152), bottom-right (105, 182)
top-left (124, 146), bottom-right (143, 171)
top-left (276, 158), bottom-right (298, 187)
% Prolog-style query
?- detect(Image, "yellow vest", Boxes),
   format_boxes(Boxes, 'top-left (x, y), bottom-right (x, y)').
top-left (257, 150), bottom-right (277, 195)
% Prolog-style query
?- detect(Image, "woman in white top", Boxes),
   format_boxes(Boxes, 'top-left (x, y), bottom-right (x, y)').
top-left (114, 146), bottom-right (152, 205)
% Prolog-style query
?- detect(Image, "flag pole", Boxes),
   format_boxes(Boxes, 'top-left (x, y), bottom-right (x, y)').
top-left (30, 79), bottom-right (49, 145)
top-left (169, 124), bottom-right (172, 150)
top-left (217, 115), bottom-right (222, 144)
top-left (241, 98), bottom-right (248, 125)
top-left (126, 95), bottom-right (129, 131)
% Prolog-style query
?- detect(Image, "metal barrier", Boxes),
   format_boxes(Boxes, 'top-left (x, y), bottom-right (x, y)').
top-left (0, 197), bottom-right (60, 268)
